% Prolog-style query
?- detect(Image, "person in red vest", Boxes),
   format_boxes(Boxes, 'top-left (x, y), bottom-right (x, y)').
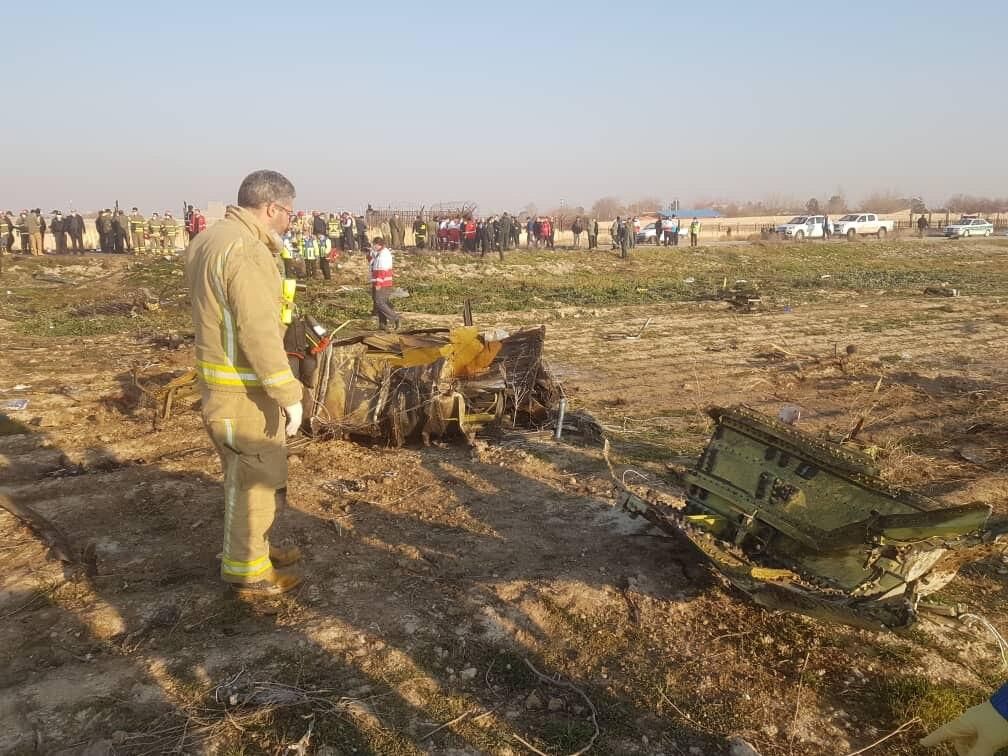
top-left (462, 216), bottom-right (477, 253)
top-left (540, 216), bottom-right (553, 250)
top-left (367, 236), bottom-right (399, 330)
top-left (188, 207), bottom-right (207, 240)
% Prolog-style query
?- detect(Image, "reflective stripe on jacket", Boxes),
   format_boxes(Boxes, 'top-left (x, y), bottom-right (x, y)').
top-left (369, 246), bottom-right (394, 288)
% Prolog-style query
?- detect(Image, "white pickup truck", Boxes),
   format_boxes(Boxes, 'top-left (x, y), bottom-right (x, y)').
top-left (832, 213), bottom-right (895, 240)
top-left (776, 215), bottom-right (827, 241)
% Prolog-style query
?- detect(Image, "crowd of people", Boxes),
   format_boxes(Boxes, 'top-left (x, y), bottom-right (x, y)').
top-left (0, 203), bottom-right (706, 263)
top-left (0, 209), bottom-right (85, 256)
top-left (0, 205), bottom-right (211, 256)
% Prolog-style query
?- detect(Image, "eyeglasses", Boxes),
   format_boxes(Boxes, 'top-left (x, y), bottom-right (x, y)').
top-left (271, 202), bottom-right (293, 217)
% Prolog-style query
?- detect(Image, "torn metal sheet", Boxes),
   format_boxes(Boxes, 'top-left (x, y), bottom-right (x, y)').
top-left (615, 405), bottom-right (999, 630)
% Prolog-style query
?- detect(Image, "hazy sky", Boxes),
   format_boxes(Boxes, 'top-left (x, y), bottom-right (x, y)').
top-left (4, 0), bottom-right (1005, 214)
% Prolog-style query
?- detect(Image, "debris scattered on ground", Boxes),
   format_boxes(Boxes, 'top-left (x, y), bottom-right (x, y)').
top-left (718, 278), bottom-right (762, 312)
top-left (32, 271), bottom-right (73, 284)
top-left (131, 367), bottom-right (198, 428)
top-left (130, 287), bottom-right (161, 313)
top-left (923, 283), bottom-right (960, 297)
top-left (602, 317), bottom-right (652, 341)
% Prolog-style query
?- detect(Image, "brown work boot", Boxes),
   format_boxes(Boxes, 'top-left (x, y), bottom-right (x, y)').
top-left (229, 565), bottom-right (304, 596)
top-left (269, 543), bottom-right (302, 567)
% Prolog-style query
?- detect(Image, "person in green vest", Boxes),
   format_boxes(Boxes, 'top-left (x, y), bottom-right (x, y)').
top-left (302, 233), bottom-right (319, 278)
top-left (280, 230), bottom-right (297, 278)
top-left (317, 234), bottom-right (333, 280)
top-left (326, 212), bottom-right (341, 247)
top-left (689, 217), bottom-right (701, 247)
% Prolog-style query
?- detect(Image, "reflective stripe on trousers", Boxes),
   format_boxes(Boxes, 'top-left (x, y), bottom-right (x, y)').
top-left (202, 390), bottom-right (288, 583)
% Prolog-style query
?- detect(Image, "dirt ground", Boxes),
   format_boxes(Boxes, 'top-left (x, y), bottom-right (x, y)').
top-left (2, 238), bottom-right (1008, 755)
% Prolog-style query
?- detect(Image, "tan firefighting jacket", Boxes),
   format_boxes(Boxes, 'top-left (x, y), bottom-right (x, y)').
top-left (184, 205), bottom-right (302, 406)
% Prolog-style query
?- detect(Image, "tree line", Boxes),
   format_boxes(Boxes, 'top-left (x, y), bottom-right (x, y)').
top-left (521, 193), bottom-right (1008, 222)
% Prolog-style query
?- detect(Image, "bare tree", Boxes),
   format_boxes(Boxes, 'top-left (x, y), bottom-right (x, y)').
top-left (945, 194), bottom-right (1008, 214)
top-left (590, 196), bottom-right (625, 220)
top-left (859, 191), bottom-right (908, 213)
top-left (826, 194), bottom-right (847, 214)
top-left (625, 196), bottom-right (663, 216)
top-left (805, 197), bottom-right (820, 214)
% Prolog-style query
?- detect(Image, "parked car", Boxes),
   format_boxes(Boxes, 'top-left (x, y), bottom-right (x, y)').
top-left (831, 213), bottom-right (895, 240)
top-left (776, 215), bottom-right (827, 241)
top-left (944, 217), bottom-right (994, 238)
top-left (637, 220), bottom-right (680, 243)
top-left (636, 222), bottom-right (659, 243)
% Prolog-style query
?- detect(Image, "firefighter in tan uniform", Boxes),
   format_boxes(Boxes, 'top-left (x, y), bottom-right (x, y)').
top-left (184, 170), bottom-right (305, 595)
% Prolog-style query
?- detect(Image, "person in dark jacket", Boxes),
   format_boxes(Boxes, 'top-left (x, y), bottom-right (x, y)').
top-left (354, 215), bottom-right (367, 250)
top-left (16, 211), bottom-right (29, 253)
top-left (51, 211), bottom-right (67, 253)
top-left (312, 211), bottom-right (326, 237)
top-left (412, 215), bottom-right (428, 249)
top-left (96, 209), bottom-right (114, 253)
top-left (68, 212), bottom-right (86, 253)
top-left (388, 214), bottom-right (402, 248)
top-left (113, 210), bottom-right (130, 253)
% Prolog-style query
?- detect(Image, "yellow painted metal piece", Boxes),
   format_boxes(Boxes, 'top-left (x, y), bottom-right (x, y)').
top-left (448, 327), bottom-right (485, 376)
top-left (455, 340), bottom-right (502, 378)
top-left (749, 567), bottom-right (797, 582)
top-left (685, 513), bottom-right (728, 535)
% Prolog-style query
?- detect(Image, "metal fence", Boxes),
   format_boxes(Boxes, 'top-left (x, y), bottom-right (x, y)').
top-left (363, 202), bottom-right (478, 224)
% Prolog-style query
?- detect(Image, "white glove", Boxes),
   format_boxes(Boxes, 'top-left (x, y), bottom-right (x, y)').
top-left (921, 701), bottom-right (1008, 755)
top-left (283, 403), bottom-right (303, 437)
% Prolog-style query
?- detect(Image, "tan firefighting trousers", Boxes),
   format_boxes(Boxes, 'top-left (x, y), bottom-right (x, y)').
top-left (201, 390), bottom-right (287, 583)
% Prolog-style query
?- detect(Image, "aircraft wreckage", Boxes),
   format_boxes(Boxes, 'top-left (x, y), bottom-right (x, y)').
top-left (136, 320), bottom-right (998, 630)
top-left (616, 405), bottom-right (1000, 631)
top-left (284, 319), bottom-right (598, 444)
top-left (139, 318), bottom-right (597, 443)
